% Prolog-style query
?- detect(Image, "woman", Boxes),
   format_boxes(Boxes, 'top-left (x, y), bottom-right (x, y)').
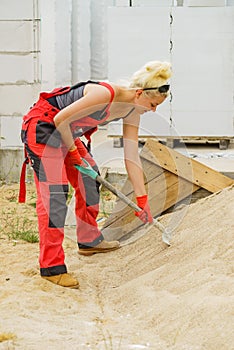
top-left (19, 60), bottom-right (172, 288)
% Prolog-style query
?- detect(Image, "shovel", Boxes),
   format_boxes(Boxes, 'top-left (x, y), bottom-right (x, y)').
top-left (75, 159), bottom-right (172, 245)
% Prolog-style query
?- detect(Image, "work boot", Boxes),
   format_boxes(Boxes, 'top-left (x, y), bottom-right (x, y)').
top-left (78, 240), bottom-right (120, 256)
top-left (41, 273), bottom-right (79, 289)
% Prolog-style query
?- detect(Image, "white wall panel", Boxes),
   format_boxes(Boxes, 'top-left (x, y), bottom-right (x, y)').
top-left (0, 85), bottom-right (40, 116)
top-left (90, 0), bottom-right (108, 79)
top-left (107, 7), bottom-right (170, 81)
top-left (0, 0), bottom-right (40, 153)
top-left (0, 54), bottom-right (35, 84)
top-left (112, 0), bottom-right (130, 5)
top-left (40, 0), bottom-right (56, 90)
top-left (187, 0), bottom-right (226, 6)
top-left (107, 7), bottom-right (172, 137)
top-left (40, 0), bottom-right (72, 89)
top-left (171, 7), bottom-right (234, 135)
top-left (0, 21), bottom-right (34, 52)
top-left (0, 0), bottom-right (34, 20)
top-left (107, 6), bottom-right (234, 138)
top-left (55, 0), bottom-right (72, 86)
top-left (132, 0), bottom-right (173, 6)
top-left (172, 111), bottom-right (234, 136)
top-left (71, 0), bottom-right (91, 83)
top-left (0, 116), bottom-right (23, 148)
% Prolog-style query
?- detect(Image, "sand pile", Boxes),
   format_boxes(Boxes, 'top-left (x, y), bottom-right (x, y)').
top-left (0, 184), bottom-right (233, 349)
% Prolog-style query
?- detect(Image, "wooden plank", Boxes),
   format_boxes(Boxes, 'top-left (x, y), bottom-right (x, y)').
top-left (102, 168), bottom-right (200, 241)
top-left (104, 170), bottom-right (199, 229)
top-left (111, 157), bottom-right (164, 198)
top-left (102, 157), bottom-right (164, 227)
top-left (142, 138), bottom-right (234, 193)
top-left (103, 139), bottom-right (233, 241)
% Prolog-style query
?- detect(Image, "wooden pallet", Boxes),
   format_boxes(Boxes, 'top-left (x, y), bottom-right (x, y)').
top-left (111, 135), bottom-right (233, 150)
top-left (102, 138), bottom-right (234, 241)
top-left (164, 136), bottom-right (233, 150)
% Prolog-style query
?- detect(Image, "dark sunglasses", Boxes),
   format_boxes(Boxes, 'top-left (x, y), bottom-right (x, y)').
top-left (143, 84), bottom-right (170, 93)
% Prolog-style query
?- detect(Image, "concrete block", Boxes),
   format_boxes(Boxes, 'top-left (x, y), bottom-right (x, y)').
top-left (0, 84), bottom-right (41, 115)
top-left (55, 1), bottom-right (72, 85)
top-left (113, 0), bottom-right (130, 5)
top-left (0, 21), bottom-right (34, 52)
top-left (107, 7), bottom-right (170, 81)
top-left (40, 0), bottom-right (56, 90)
top-left (132, 0), bottom-right (173, 6)
top-left (90, 0), bottom-right (108, 79)
top-left (71, 0), bottom-right (91, 83)
top-left (171, 8), bottom-right (234, 111)
top-left (172, 110), bottom-right (234, 136)
top-left (0, 0), bottom-right (35, 20)
top-left (0, 116), bottom-right (23, 148)
top-left (187, 0), bottom-right (226, 6)
top-left (0, 54), bottom-right (37, 84)
top-left (0, 148), bottom-right (24, 183)
top-left (40, 0), bottom-right (72, 89)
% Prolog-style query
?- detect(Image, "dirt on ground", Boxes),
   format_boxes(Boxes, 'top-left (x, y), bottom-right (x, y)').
top-left (0, 183), bottom-right (233, 350)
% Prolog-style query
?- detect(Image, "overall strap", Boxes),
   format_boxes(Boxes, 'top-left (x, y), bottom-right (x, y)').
top-left (99, 82), bottom-right (115, 104)
top-left (84, 82), bottom-right (115, 149)
top-left (18, 146), bottom-right (29, 203)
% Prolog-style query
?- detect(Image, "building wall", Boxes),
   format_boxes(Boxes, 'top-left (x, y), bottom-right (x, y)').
top-left (0, 0), bottom-right (40, 181)
top-left (107, 5), bottom-right (234, 139)
top-left (0, 0), bottom-right (233, 181)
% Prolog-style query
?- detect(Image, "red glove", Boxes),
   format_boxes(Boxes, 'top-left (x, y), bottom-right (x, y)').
top-left (135, 195), bottom-right (153, 224)
top-left (66, 147), bottom-right (82, 166)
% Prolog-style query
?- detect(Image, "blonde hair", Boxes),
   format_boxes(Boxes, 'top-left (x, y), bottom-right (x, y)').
top-left (129, 60), bottom-right (172, 97)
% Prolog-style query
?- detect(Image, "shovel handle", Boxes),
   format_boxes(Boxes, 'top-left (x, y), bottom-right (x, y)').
top-left (75, 159), bottom-right (141, 212)
top-left (96, 175), bottom-right (141, 213)
top-left (74, 160), bottom-right (171, 244)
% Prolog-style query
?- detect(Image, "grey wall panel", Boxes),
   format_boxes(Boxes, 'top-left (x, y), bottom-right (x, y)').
top-left (71, 0), bottom-right (91, 83)
top-left (171, 7), bottom-right (234, 135)
top-left (0, 21), bottom-right (34, 52)
top-left (107, 6), bottom-right (234, 138)
top-left (107, 7), bottom-right (172, 137)
top-left (107, 7), bottom-right (171, 82)
top-left (40, 0), bottom-right (72, 90)
top-left (0, 0), bottom-right (35, 20)
top-left (90, 0), bottom-right (108, 79)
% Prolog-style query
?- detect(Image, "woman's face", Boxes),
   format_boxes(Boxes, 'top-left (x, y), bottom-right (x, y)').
top-left (134, 90), bottom-right (167, 114)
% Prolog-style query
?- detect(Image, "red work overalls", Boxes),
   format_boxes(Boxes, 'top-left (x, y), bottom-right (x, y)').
top-left (19, 82), bottom-right (114, 276)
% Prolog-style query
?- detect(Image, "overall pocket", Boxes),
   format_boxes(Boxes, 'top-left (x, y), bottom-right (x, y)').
top-left (36, 120), bottom-right (61, 148)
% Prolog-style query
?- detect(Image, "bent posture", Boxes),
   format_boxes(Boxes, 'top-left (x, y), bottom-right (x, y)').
top-left (19, 60), bottom-right (172, 288)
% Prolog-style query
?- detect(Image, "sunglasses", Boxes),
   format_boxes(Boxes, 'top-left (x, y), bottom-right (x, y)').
top-left (143, 84), bottom-right (170, 93)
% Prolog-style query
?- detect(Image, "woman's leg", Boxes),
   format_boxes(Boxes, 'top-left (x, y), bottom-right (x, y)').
top-left (65, 139), bottom-right (104, 245)
top-left (65, 139), bottom-right (120, 255)
top-left (26, 121), bottom-right (69, 276)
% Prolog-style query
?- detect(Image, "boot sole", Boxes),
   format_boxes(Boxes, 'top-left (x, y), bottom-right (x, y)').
top-left (78, 246), bottom-right (120, 256)
top-left (41, 276), bottom-right (80, 289)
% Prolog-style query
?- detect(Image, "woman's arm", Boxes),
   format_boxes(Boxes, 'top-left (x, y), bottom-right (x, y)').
top-left (123, 113), bottom-right (146, 196)
top-left (54, 84), bottom-right (111, 150)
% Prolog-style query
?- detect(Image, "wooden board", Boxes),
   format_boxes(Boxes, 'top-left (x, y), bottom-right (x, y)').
top-left (142, 139), bottom-right (234, 192)
top-left (102, 138), bottom-right (233, 242)
top-left (102, 159), bottom-right (199, 241)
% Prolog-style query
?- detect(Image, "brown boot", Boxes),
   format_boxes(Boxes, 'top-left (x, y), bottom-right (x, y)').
top-left (41, 273), bottom-right (79, 289)
top-left (78, 240), bottom-right (120, 256)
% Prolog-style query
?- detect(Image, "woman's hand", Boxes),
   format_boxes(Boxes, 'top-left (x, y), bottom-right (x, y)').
top-left (135, 195), bottom-right (153, 224)
top-left (66, 147), bottom-right (82, 166)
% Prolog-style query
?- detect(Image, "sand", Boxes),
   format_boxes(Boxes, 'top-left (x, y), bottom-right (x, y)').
top-left (0, 184), bottom-right (233, 350)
